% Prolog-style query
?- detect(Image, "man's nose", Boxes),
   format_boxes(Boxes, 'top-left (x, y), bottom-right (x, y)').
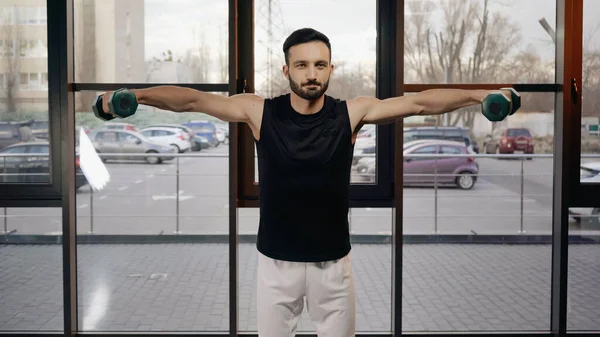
top-left (306, 66), bottom-right (318, 80)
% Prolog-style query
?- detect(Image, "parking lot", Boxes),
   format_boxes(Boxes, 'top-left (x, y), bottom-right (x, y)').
top-left (1, 144), bottom-right (566, 236)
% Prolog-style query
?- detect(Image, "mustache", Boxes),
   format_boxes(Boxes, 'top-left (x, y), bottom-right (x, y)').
top-left (303, 80), bottom-right (320, 86)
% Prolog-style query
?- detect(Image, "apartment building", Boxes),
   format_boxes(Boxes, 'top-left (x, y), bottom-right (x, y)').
top-left (0, 0), bottom-right (145, 115)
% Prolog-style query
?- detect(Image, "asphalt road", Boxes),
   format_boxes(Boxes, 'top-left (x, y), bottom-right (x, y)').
top-left (2, 146), bottom-right (564, 236)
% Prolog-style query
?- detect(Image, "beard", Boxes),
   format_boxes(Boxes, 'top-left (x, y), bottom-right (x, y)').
top-left (289, 76), bottom-right (329, 101)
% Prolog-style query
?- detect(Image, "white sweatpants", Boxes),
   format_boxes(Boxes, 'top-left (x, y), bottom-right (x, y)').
top-left (256, 251), bottom-right (356, 337)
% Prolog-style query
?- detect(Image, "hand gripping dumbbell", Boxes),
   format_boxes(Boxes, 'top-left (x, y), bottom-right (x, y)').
top-left (481, 88), bottom-right (521, 122)
top-left (92, 88), bottom-right (139, 121)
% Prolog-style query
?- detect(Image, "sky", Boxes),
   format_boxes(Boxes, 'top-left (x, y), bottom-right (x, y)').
top-left (140, 0), bottom-right (600, 83)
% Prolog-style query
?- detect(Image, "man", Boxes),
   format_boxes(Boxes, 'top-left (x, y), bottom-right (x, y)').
top-left (101, 28), bottom-right (510, 337)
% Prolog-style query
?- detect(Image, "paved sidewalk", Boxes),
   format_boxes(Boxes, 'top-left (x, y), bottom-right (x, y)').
top-left (0, 243), bottom-right (598, 332)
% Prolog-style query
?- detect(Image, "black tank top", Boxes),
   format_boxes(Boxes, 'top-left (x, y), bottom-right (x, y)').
top-left (255, 93), bottom-right (355, 262)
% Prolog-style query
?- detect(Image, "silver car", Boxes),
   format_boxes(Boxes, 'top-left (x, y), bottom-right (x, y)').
top-left (87, 129), bottom-right (175, 164)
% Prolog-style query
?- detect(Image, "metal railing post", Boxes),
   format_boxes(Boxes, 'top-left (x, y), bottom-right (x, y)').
top-left (519, 157), bottom-right (526, 233)
top-left (89, 185), bottom-right (94, 234)
top-left (175, 156), bottom-right (180, 234)
top-left (3, 207), bottom-right (7, 235)
top-left (434, 157), bottom-right (439, 234)
top-left (2, 156), bottom-right (5, 237)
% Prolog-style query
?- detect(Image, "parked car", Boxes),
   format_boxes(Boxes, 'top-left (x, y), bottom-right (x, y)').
top-left (353, 125), bottom-right (377, 164)
top-left (0, 122), bottom-right (38, 150)
top-left (98, 122), bottom-right (139, 133)
top-left (483, 127), bottom-right (534, 156)
top-left (86, 129), bottom-right (175, 164)
top-left (20, 119), bottom-right (49, 139)
top-left (569, 162), bottom-right (600, 228)
top-left (355, 140), bottom-right (478, 189)
top-left (403, 126), bottom-right (479, 153)
top-left (0, 141), bottom-right (88, 189)
top-left (191, 135), bottom-right (211, 151)
top-left (216, 124), bottom-right (229, 145)
top-left (139, 126), bottom-right (192, 153)
top-left (183, 120), bottom-right (220, 147)
top-left (147, 123), bottom-right (209, 151)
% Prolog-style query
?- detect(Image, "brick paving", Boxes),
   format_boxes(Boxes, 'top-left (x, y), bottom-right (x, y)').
top-left (0, 243), bottom-right (598, 333)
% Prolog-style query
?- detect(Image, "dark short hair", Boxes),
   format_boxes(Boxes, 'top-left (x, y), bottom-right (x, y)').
top-left (282, 28), bottom-right (331, 65)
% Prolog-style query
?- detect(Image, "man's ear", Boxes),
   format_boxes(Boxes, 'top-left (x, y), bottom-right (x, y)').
top-left (282, 65), bottom-right (289, 78)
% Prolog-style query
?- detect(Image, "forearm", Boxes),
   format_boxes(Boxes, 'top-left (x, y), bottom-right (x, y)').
top-left (411, 89), bottom-right (489, 115)
top-left (131, 86), bottom-right (203, 113)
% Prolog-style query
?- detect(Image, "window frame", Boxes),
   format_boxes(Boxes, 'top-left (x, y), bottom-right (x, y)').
top-left (0, 2), bottom-right (61, 208)
top-left (0, 0), bottom-right (587, 336)
top-left (567, 0), bottom-right (600, 207)
top-left (236, 0), bottom-right (396, 208)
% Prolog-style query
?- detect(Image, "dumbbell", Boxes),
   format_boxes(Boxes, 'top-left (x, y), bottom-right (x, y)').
top-left (92, 88), bottom-right (139, 121)
top-left (481, 88), bottom-right (521, 122)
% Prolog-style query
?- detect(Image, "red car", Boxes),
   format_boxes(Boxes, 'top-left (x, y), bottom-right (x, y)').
top-left (484, 128), bottom-right (534, 155)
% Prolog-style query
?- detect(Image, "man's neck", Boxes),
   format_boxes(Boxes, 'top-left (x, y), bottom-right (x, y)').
top-left (290, 93), bottom-right (325, 115)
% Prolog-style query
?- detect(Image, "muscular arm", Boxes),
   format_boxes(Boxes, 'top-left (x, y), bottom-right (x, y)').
top-left (129, 86), bottom-right (263, 123)
top-left (349, 89), bottom-right (491, 128)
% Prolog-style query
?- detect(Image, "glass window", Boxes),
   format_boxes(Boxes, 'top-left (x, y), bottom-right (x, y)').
top-left (568, 208), bottom-right (600, 331)
top-left (73, 0), bottom-right (229, 83)
top-left (403, 93), bottom-right (555, 332)
top-left (0, 3), bottom-right (49, 186)
top-left (0, 207), bottom-right (63, 332)
top-left (580, 0), bottom-right (600, 183)
top-left (74, 90), bottom-right (230, 333)
top-left (29, 144), bottom-right (49, 153)
top-left (506, 128), bottom-right (532, 137)
top-left (404, 0), bottom-right (556, 84)
top-left (249, 0), bottom-right (386, 333)
top-left (440, 145), bottom-right (461, 154)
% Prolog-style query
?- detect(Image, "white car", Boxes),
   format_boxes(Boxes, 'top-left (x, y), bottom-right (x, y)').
top-left (569, 161), bottom-right (600, 228)
top-left (139, 126), bottom-right (192, 153)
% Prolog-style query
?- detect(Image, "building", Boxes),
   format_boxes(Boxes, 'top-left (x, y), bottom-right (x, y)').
top-left (0, 0), bottom-right (145, 116)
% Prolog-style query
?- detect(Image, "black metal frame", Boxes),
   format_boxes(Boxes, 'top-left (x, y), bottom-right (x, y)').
top-left (346, 0), bottom-right (396, 206)
top-left (567, 0), bottom-right (600, 204)
top-left (1, 0), bottom-right (594, 336)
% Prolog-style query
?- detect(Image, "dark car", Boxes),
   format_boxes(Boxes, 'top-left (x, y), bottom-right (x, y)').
top-left (403, 126), bottom-right (479, 153)
top-left (183, 120), bottom-right (220, 147)
top-left (0, 141), bottom-right (88, 189)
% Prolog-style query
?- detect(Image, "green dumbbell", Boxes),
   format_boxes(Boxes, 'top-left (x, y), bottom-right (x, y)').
top-left (481, 91), bottom-right (512, 122)
top-left (500, 87), bottom-right (521, 115)
top-left (105, 88), bottom-right (138, 118)
top-left (92, 88), bottom-right (138, 121)
top-left (92, 95), bottom-right (115, 121)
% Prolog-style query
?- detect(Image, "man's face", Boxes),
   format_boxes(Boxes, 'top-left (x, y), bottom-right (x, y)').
top-left (283, 41), bottom-right (333, 101)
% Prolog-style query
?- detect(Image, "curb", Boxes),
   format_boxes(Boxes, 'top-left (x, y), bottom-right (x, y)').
top-left (2, 234), bottom-right (599, 245)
